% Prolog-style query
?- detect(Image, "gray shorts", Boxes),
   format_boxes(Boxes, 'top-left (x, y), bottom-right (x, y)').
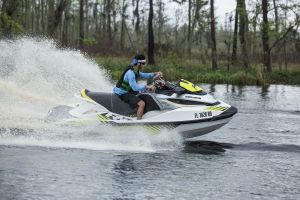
top-left (119, 93), bottom-right (141, 109)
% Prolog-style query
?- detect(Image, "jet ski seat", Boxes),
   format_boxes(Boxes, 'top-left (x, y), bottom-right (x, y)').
top-left (137, 93), bottom-right (162, 113)
top-left (84, 90), bottom-right (161, 116)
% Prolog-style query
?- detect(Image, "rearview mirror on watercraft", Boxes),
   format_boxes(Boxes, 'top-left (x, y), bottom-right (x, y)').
top-left (46, 78), bottom-right (237, 139)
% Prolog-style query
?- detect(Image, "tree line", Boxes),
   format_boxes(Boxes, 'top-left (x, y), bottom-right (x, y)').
top-left (0, 0), bottom-right (299, 72)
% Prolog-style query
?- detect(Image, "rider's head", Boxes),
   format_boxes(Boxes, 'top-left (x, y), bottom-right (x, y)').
top-left (131, 54), bottom-right (146, 69)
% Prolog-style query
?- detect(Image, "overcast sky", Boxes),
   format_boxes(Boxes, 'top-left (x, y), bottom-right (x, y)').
top-left (165, 0), bottom-right (237, 25)
top-left (215, 0), bottom-right (236, 19)
top-left (215, 0), bottom-right (236, 24)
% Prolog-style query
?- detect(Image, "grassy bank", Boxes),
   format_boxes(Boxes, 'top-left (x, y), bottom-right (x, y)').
top-left (94, 56), bottom-right (300, 85)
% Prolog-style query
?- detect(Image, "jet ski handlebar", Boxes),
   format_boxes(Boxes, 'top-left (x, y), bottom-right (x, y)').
top-left (145, 84), bottom-right (156, 92)
top-left (153, 72), bottom-right (163, 79)
top-left (153, 76), bottom-right (166, 89)
top-left (145, 76), bottom-right (165, 93)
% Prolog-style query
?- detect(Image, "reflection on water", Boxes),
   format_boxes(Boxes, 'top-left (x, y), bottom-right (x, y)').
top-left (1, 84), bottom-right (300, 199)
top-left (260, 85), bottom-right (270, 99)
top-left (183, 140), bottom-right (300, 154)
top-left (209, 84), bottom-right (216, 93)
top-left (114, 156), bottom-right (137, 173)
top-left (183, 140), bottom-right (228, 154)
top-left (209, 84), bottom-right (271, 100)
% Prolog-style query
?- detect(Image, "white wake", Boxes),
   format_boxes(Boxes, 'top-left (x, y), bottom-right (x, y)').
top-left (0, 38), bottom-right (182, 152)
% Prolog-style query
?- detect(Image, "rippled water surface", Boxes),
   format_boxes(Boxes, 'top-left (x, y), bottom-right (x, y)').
top-left (0, 39), bottom-right (299, 199)
top-left (1, 84), bottom-right (299, 200)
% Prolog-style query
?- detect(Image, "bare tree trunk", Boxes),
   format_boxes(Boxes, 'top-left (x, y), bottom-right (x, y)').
top-left (85, 0), bottom-right (89, 38)
top-left (133, 0), bottom-right (140, 48)
top-left (226, 14), bottom-right (233, 71)
top-left (35, 0), bottom-right (41, 34)
top-left (192, 0), bottom-right (201, 33)
top-left (94, 1), bottom-right (99, 36)
top-left (157, 0), bottom-right (164, 53)
top-left (262, 0), bottom-right (271, 72)
top-left (210, 0), bottom-right (218, 70)
top-left (192, 0), bottom-right (204, 59)
top-left (24, 0), bottom-right (29, 30)
top-left (187, 0), bottom-right (192, 56)
top-left (273, 0), bottom-right (279, 35)
top-left (71, 7), bottom-right (76, 46)
top-left (62, 0), bottom-right (71, 47)
top-left (112, 0), bottom-right (117, 37)
top-left (47, 0), bottom-right (68, 37)
top-left (174, 9), bottom-right (180, 54)
top-left (148, 0), bottom-right (155, 65)
top-left (31, 0), bottom-right (36, 33)
top-left (120, 0), bottom-right (127, 50)
top-left (41, 0), bottom-right (45, 34)
top-left (47, 0), bottom-right (55, 36)
top-left (132, 0), bottom-right (139, 33)
top-left (206, 20), bottom-right (211, 62)
top-left (284, 0), bottom-right (288, 71)
top-left (231, 2), bottom-right (238, 64)
top-left (251, 1), bottom-right (260, 64)
top-left (79, 0), bottom-right (84, 49)
top-left (106, 0), bottom-right (112, 43)
top-left (273, 0), bottom-right (280, 69)
top-left (101, 0), bottom-right (107, 39)
top-left (237, 0), bottom-right (249, 68)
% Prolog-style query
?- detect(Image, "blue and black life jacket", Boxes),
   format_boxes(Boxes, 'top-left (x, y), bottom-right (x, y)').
top-left (116, 65), bottom-right (139, 92)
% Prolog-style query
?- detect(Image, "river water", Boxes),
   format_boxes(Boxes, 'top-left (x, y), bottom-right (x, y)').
top-left (0, 39), bottom-right (299, 199)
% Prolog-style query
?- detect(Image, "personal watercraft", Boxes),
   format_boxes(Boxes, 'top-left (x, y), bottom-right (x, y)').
top-left (46, 78), bottom-right (237, 139)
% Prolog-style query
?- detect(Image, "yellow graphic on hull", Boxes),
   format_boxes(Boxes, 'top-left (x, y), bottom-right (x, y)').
top-left (205, 106), bottom-right (228, 111)
top-left (97, 114), bottom-right (110, 122)
top-left (80, 89), bottom-right (97, 104)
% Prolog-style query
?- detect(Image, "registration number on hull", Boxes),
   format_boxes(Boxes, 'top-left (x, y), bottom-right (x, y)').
top-left (194, 111), bottom-right (212, 119)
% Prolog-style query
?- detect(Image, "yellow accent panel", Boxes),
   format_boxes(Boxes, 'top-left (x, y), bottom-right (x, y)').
top-left (97, 115), bottom-right (104, 122)
top-left (205, 106), bottom-right (228, 111)
top-left (80, 89), bottom-right (96, 103)
top-left (146, 125), bottom-right (161, 134)
top-left (179, 79), bottom-right (202, 93)
top-left (97, 114), bottom-right (109, 122)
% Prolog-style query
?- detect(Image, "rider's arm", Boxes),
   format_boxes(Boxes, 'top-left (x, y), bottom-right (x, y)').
top-left (126, 71), bottom-right (146, 92)
top-left (139, 72), bottom-right (155, 79)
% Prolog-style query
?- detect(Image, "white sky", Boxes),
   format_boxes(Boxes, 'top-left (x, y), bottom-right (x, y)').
top-left (215, 0), bottom-right (236, 20)
top-left (165, 0), bottom-right (236, 25)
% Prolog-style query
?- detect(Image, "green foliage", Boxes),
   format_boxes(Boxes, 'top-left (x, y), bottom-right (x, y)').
top-left (254, 65), bottom-right (265, 85)
top-left (83, 37), bottom-right (97, 46)
top-left (94, 56), bottom-right (128, 81)
top-left (0, 13), bottom-right (24, 36)
top-left (94, 56), bottom-right (300, 85)
top-left (163, 52), bottom-right (180, 68)
top-left (230, 71), bottom-right (257, 85)
top-left (265, 71), bottom-right (300, 85)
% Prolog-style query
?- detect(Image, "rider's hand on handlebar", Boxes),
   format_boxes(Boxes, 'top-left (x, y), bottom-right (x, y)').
top-left (154, 71), bottom-right (163, 78)
top-left (146, 84), bottom-right (156, 92)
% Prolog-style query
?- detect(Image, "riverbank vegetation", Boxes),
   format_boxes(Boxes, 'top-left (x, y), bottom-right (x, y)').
top-left (1, 0), bottom-right (300, 85)
top-left (95, 56), bottom-right (300, 85)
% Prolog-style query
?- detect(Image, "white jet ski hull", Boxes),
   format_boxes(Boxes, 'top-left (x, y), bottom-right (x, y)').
top-left (175, 117), bottom-right (232, 138)
top-left (46, 79), bottom-right (238, 139)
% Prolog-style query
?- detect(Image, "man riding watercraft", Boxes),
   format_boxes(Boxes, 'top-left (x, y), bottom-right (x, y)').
top-left (46, 55), bottom-right (237, 139)
top-left (47, 72), bottom-right (237, 138)
top-left (113, 54), bottom-right (163, 120)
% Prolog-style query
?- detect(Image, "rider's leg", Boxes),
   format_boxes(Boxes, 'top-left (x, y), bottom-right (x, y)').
top-left (136, 100), bottom-right (145, 120)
